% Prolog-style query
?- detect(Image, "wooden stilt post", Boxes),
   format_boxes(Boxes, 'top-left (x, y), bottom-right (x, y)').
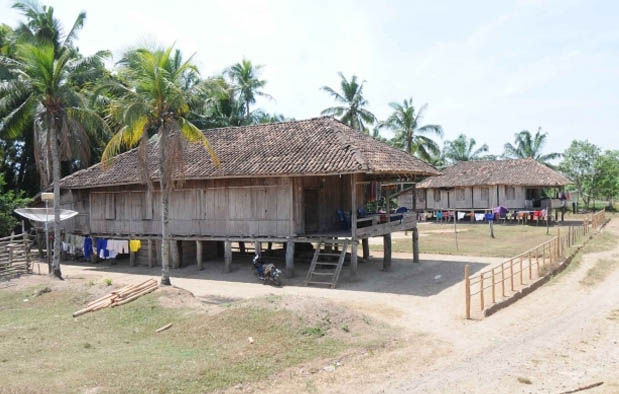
top-left (147, 239), bottom-right (153, 268)
top-left (254, 241), bottom-right (261, 256)
top-left (285, 240), bottom-right (295, 278)
top-left (129, 243), bottom-right (136, 267)
top-left (383, 234), bottom-right (391, 271)
top-left (239, 242), bottom-right (246, 254)
top-left (412, 227), bottom-right (420, 263)
top-left (351, 241), bottom-right (358, 279)
top-left (224, 240), bottom-right (232, 273)
top-left (464, 264), bottom-right (470, 319)
top-left (170, 240), bottom-right (180, 269)
top-left (196, 240), bottom-right (203, 271)
top-left (351, 174), bottom-right (358, 279)
top-left (362, 238), bottom-right (369, 262)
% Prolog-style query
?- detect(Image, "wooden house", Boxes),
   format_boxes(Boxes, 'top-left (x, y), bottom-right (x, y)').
top-left (398, 158), bottom-right (571, 212)
top-left (57, 117), bottom-right (439, 284)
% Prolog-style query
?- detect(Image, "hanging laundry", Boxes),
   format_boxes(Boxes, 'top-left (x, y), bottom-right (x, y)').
top-left (129, 240), bottom-right (141, 253)
top-left (474, 213), bottom-right (485, 221)
top-left (84, 237), bottom-right (93, 259)
top-left (457, 212), bottom-right (466, 220)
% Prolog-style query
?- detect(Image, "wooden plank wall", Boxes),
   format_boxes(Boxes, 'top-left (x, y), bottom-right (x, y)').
top-left (87, 177), bottom-right (293, 237)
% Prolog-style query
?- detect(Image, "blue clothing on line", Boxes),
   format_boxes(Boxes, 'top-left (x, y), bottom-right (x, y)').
top-left (83, 237), bottom-right (93, 259)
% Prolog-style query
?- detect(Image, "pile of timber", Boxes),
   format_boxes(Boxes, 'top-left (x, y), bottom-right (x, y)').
top-left (73, 279), bottom-right (158, 317)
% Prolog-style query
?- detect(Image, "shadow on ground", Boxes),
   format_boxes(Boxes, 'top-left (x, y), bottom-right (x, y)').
top-left (55, 251), bottom-right (488, 297)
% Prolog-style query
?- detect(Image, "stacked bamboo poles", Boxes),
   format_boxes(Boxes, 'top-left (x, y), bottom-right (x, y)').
top-left (73, 279), bottom-right (158, 317)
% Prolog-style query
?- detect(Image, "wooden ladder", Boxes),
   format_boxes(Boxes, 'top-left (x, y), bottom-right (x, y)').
top-left (304, 240), bottom-right (348, 288)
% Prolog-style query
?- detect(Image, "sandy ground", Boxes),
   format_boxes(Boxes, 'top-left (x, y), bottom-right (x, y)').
top-left (20, 218), bottom-right (619, 394)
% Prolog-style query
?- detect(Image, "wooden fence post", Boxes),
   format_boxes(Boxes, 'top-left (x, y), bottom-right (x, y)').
top-left (510, 259), bottom-right (514, 291)
top-left (528, 251), bottom-right (532, 280)
top-left (501, 262), bottom-right (505, 297)
top-left (491, 267), bottom-right (496, 304)
top-left (557, 227), bottom-right (561, 258)
top-left (464, 264), bottom-right (470, 319)
top-left (480, 272), bottom-right (484, 311)
top-left (519, 255), bottom-right (523, 285)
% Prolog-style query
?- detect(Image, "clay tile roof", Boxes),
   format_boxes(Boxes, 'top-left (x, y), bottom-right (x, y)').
top-left (416, 158), bottom-right (572, 189)
top-left (60, 116), bottom-right (440, 189)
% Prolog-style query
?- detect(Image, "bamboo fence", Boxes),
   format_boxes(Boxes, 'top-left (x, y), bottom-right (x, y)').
top-left (0, 231), bottom-right (33, 281)
top-left (464, 208), bottom-right (606, 319)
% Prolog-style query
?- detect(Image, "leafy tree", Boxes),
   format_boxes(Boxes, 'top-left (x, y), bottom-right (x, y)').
top-left (559, 140), bottom-right (601, 209)
top-left (99, 45), bottom-right (219, 286)
top-left (321, 72), bottom-right (376, 132)
top-left (594, 150), bottom-right (619, 208)
top-left (443, 134), bottom-right (491, 163)
top-left (383, 98), bottom-right (442, 161)
top-left (503, 127), bottom-right (561, 167)
top-left (225, 59), bottom-right (271, 121)
top-left (12, 0), bottom-right (85, 57)
top-left (1, 43), bottom-right (108, 278)
top-left (0, 173), bottom-right (30, 236)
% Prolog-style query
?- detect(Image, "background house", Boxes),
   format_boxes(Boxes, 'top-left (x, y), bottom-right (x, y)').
top-left (398, 158), bottom-right (571, 211)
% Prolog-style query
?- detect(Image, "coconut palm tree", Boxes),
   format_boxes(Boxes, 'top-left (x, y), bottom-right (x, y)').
top-left (321, 72), bottom-right (376, 132)
top-left (225, 59), bottom-right (271, 121)
top-left (0, 43), bottom-right (109, 278)
top-left (383, 98), bottom-right (443, 161)
top-left (443, 134), bottom-right (491, 163)
top-left (503, 127), bottom-right (561, 167)
top-left (99, 45), bottom-right (219, 286)
top-left (12, 0), bottom-right (85, 56)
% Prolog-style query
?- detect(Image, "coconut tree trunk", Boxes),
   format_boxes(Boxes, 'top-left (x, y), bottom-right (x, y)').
top-left (49, 115), bottom-right (62, 279)
top-left (159, 126), bottom-right (171, 286)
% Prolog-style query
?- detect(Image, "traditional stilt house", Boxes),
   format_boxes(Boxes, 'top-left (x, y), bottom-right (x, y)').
top-left (398, 158), bottom-right (571, 212)
top-left (57, 117), bottom-right (439, 286)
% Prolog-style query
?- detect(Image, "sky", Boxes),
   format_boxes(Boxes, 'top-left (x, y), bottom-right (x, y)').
top-left (1, 0), bottom-right (618, 157)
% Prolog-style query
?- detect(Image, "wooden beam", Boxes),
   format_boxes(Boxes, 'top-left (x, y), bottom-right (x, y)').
top-left (224, 240), bottom-right (232, 273)
top-left (387, 185), bottom-right (416, 200)
top-left (196, 240), bottom-right (203, 270)
top-left (383, 234), bottom-right (391, 271)
top-left (129, 246), bottom-right (136, 267)
top-left (285, 240), bottom-right (294, 278)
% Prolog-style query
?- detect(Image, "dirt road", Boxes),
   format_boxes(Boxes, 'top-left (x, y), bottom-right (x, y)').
top-left (32, 219), bottom-right (618, 393)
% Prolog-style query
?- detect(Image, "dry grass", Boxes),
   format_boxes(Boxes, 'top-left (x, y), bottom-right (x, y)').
top-left (580, 258), bottom-right (619, 287)
top-left (373, 223), bottom-right (558, 258)
top-left (0, 282), bottom-right (391, 393)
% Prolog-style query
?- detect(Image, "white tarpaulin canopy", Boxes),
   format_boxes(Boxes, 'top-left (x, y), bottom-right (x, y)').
top-left (15, 208), bottom-right (79, 223)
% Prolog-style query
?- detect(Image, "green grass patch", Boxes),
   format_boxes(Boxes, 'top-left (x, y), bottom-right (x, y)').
top-left (0, 285), bottom-right (385, 393)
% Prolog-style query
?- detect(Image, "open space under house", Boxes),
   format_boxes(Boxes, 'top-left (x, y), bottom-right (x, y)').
top-left (398, 158), bottom-right (572, 219)
top-left (55, 117), bottom-right (440, 287)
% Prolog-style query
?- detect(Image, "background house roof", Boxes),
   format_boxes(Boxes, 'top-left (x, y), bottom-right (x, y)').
top-left (60, 116), bottom-right (440, 189)
top-left (416, 158), bottom-right (572, 189)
